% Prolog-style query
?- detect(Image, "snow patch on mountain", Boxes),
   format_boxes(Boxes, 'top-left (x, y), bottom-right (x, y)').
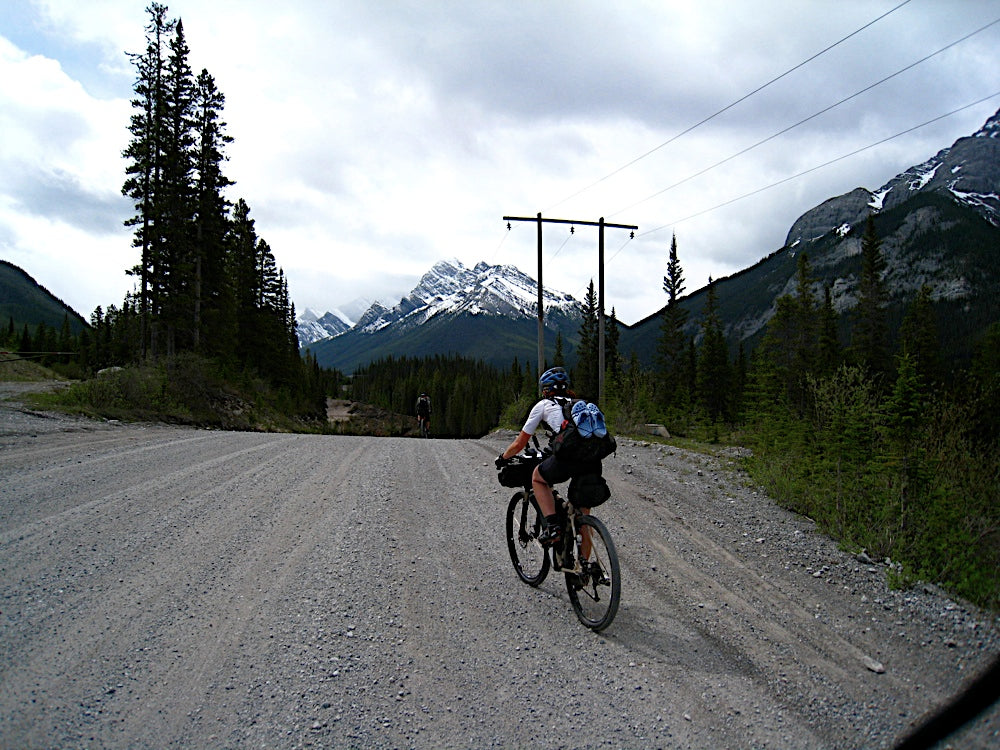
top-left (785, 107), bottom-right (1000, 248)
top-left (356, 259), bottom-right (579, 334)
top-left (296, 308), bottom-right (352, 348)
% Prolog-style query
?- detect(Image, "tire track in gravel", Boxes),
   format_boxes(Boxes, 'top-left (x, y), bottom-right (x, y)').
top-left (0, 434), bottom-right (367, 747)
top-left (0, 432), bottom-right (297, 544)
top-left (600, 461), bottom-right (878, 741)
top-left (113, 436), bottom-right (374, 747)
top-left (0, 428), bottom-right (208, 471)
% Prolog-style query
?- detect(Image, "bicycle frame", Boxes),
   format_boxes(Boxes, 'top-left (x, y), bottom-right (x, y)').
top-left (503, 459), bottom-right (621, 631)
top-left (551, 494), bottom-right (587, 574)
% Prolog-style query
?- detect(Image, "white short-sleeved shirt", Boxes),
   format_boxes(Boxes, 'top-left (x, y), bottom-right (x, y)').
top-left (521, 397), bottom-right (569, 437)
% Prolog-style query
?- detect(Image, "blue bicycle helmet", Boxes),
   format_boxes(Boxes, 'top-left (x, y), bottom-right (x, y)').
top-left (539, 366), bottom-right (570, 392)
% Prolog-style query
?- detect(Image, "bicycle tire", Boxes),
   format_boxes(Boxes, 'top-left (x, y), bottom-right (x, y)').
top-left (565, 514), bottom-right (620, 631)
top-left (505, 491), bottom-right (549, 586)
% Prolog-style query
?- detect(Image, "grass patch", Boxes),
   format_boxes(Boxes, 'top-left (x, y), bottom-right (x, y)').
top-left (30, 354), bottom-right (325, 433)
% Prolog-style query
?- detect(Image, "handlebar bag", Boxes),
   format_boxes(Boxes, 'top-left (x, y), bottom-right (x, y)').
top-left (498, 457), bottom-right (539, 488)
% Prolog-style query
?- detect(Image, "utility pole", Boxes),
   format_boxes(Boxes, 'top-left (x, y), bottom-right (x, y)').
top-left (502, 214), bottom-right (637, 404)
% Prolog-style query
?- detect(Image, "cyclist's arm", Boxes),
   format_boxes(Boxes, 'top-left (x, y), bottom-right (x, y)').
top-left (501, 431), bottom-right (531, 460)
top-left (501, 400), bottom-right (547, 460)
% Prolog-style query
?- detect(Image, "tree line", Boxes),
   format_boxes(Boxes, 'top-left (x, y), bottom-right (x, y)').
top-left (7, 2), bottom-right (337, 419)
top-left (349, 354), bottom-right (529, 438)
top-left (593, 219), bottom-right (998, 609)
top-left (119, 3), bottom-right (305, 385)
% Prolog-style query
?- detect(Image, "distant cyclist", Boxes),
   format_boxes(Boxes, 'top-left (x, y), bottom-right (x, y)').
top-left (415, 392), bottom-right (432, 437)
top-left (496, 367), bottom-right (601, 544)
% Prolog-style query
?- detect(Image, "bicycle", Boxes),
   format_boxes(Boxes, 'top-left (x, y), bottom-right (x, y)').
top-left (417, 415), bottom-right (430, 438)
top-left (499, 450), bottom-right (621, 632)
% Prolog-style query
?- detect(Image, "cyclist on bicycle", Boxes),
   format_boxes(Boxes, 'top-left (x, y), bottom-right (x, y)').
top-left (496, 366), bottom-right (601, 545)
top-left (415, 392), bottom-right (431, 434)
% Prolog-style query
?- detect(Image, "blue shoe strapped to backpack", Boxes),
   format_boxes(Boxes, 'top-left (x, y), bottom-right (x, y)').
top-left (586, 402), bottom-right (607, 438)
top-left (571, 400), bottom-right (595, 438)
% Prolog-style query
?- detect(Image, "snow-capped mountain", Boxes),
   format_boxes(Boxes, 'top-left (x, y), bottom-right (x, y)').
top-left (295, 308), bottom-right (353, 348)
top-left (355, 259), bottom-right (579, 334)
top-left (785, 107), bottom-right (1000, 247)
top-left (304, 260), bottom-right (583, 372)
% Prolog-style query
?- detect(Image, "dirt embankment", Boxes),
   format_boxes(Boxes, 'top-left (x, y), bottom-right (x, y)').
top-left (326, 398), bottom-right (422, 437)
top-left (0, 395), bottom-right (997, 748)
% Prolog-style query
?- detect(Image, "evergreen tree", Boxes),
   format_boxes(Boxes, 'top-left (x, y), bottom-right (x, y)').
top-left (696, 278), bottom-right (730, 422)
top-left (883, 352), bottom-right (929, 535)
top-left (574, 281), bottom-right (599, 398)
top-left (161, 18), bottom-right (197, 343)
top-left (552, 331), bottom-right (565, 367)
top-left (749, 254), bottom-right (826, 415)
top-left (605, 307), bottom-right (622, 385)
top-left (967, 322), bottom-right (1000, 448)
top-left (122, 2), bottom-right (175, 357)
top-left (228, 198), bottom-right (258, 360)
top-left (656, 233), bottom-right (688, 409)
top-left (899, 285), bottom-right (943, 387)
top-left (732, 341), bottom-right (747, 420)
top-left (817, 285), bottom-right (841, 376)
top-left (792, 252), bottom-right (817, 376)
top-left (852, 216), bottom-right (890, 380)
top-left (191, 68), bottom-right (234, 352)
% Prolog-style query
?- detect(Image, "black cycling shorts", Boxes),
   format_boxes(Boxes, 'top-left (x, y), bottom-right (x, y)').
top-left (537, 453), bottom-right (602, 485)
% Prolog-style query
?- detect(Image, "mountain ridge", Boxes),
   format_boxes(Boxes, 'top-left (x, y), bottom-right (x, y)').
top-left (303, 259), bottom-right (583, 372)
top-left (305, 106), bottom-right (1000, 375)
top-left (0, 260), bottom-right (90, 336)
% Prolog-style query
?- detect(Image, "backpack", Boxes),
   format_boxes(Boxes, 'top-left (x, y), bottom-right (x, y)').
top-left (548, 398), bottom-right (616, 463)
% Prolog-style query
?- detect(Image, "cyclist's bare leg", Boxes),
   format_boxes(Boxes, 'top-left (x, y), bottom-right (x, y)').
top-left (580, 509), bottom-right (592, 558)
top-left (531, 466), bottom-right (556, 517)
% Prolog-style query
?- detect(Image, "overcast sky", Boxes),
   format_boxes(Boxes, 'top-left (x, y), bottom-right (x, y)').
top-left (2, 0), bottom-right (999, 326)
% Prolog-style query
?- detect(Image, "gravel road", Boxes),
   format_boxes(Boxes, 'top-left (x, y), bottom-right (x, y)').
top-left (1, 392), bottom-right (998, 749)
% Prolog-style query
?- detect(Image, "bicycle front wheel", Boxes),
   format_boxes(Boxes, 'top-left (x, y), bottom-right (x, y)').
top-left (506, 491), bottom-right (549, 586)
top-left (565, 514), bottom-right (620, 631)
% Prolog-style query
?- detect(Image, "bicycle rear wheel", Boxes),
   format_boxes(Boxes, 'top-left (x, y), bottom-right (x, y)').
top-left (506, 491), bottom-right (549, 586)
top-left (565, 514), bottom-right (620, 631)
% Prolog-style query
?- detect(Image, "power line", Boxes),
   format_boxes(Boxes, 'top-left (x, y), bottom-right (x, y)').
top-left (550, 226), bottom-right (576, 259)
top-left (611, 16), bottom-right (1000, 219)
top-left (635, 92), bottom-right (1000, 241)
top-left (544, 0), bottom-right (915, 212)
top-left (489, 222), bottom-right (515, 263)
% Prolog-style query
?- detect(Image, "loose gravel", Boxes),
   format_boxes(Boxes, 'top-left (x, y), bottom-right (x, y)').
top-left (0, 391), bottom-right (997, 749)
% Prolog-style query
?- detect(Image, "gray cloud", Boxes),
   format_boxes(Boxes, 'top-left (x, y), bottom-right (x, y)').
top-left (9, 164), bottom-right (128, 235)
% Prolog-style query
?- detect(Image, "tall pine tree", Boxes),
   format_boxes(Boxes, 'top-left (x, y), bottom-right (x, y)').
top-left (899, 285), bottom-right (942, 387)
top-left (852, 215), bottom-right (890, 380)
top-left (123, 2), bottom-right (175, 358)
top-left (574, 281), bottom-right (599, 399)
top-left (191, 68), bottom-right (234, 352)
top-left (656, 233), bottom-right (689, 410)
top-left (696, 278), bottom-right (730, 421)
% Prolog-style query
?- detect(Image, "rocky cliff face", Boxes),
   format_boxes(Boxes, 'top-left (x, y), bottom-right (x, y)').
top-left (784, 107), bottom-right (1000, 248)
